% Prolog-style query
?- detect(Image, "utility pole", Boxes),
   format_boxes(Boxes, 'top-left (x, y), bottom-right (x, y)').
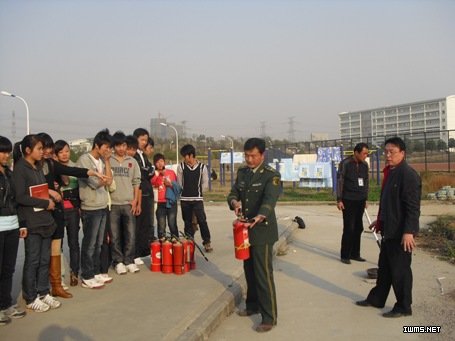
top-left (288, 116), bottom-right (296, 142)
top-left (12, 110), bottom-right (16, 140)
top-left (260, 121), bottom-right (266, 138)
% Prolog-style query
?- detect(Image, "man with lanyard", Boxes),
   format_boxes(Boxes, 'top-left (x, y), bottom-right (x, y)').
top-left (336, 143), bottom-right (369, 264)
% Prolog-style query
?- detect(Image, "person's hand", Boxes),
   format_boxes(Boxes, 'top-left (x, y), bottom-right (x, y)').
top-left (163, 177), bottom-right (172, 187)
top-left (19, 228), bottom-right (28, 238)
top-left (47, 199), bottom-right (56, 210)
top-left (245, 215), bottom-right (265, 229)
top-left (337, 201), bottom-right (344, 210)
top-left (402, 233), bottom-right (416, 252)
top-left (368, 219), bottom-right (378, 232)
top-left (49, 189), bottom-right (62, 202)
top-left (231, 200), bottom-right (242, 216)
top-left (88, 169), bottom-right (108, 181)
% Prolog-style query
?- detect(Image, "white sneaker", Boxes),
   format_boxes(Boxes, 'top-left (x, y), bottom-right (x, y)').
top-left (134, 257), bottom-right (144, 265)
top-left (115, 263), bottom-right (127, 275)
top-left (81, 278), bottom-right (105, 289)
top-left (0, 311), bottom-right (11, 325)
top-left (126, 263), bottom-right (140, 273)
top-left (26, 297), bottom-right (50, 313)
top-left (40, 294), bottom-right (61, 309)
top-left (95, 273), bottom-right (113, 284)
top-left (1, 305), bottom-right (26, 319)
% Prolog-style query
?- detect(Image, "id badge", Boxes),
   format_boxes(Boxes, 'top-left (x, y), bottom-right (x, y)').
top-left (358, 178), bottom-right (364, 187)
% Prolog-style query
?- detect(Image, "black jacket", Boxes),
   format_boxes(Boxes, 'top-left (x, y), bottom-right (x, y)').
top-left (380, 161), bottom-right (421, 240)
top-left (0, 166), bottom-right (21, 221)
top-left (133, 152), bottom-right (154, 196)
top-left (12, 158), bottom-right (56, 237)
top-left (336, 156), bottom-right (369, 202)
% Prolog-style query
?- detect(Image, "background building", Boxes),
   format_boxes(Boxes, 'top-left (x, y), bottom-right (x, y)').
top-left (339, 95), bottom-right (455, 143)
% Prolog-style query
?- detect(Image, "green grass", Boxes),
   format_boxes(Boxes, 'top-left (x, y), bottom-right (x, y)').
top-left (204, 181), bottom-right (382, 202)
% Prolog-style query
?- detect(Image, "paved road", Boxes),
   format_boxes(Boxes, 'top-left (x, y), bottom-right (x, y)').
top-left (1, 202), bottom-right (454, 340)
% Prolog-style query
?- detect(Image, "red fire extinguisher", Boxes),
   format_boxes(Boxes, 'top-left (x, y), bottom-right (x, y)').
top-left (150, 240), bottom-right (161, 272)
top-left (182, 238), bottom-right (191, 272)
top-left (173, 241), bottom-right (185, 275)
top-left (161, 240), bottom-right (173, 274)
top-left (233, 219), bottom-right (250, 260)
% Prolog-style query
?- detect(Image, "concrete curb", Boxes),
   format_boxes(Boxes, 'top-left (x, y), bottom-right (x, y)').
top-left (175, 220), bottom-right (299, 341)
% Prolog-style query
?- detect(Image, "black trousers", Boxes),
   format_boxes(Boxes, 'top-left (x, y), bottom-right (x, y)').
top-left (244, 244), bottom-right (277, 325)
top-left (136, 195), bottom-right (154, 258)
top-left (181, 201), bottom-right (211, 244)
top-left (341, 199), bottom-right (365, 259)
top-left (367, 239), bottom-right (413, 312)
top-left (0, 228), bottom-right (20, 310)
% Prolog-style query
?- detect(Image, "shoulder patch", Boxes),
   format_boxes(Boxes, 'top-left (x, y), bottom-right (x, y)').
top-left (272, 176), bottom-right (280, 186)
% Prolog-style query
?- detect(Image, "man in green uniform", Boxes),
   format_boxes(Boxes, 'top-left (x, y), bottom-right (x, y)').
top-left (227, 137), bottom-right (281, 333)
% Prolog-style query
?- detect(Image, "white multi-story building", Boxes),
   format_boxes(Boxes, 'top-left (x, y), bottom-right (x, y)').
top-left (339, 95), bottom-right (455, 142)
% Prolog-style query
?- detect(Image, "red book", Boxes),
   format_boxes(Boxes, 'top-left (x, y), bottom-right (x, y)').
top-left (29, 183), bottom-right (49, 211)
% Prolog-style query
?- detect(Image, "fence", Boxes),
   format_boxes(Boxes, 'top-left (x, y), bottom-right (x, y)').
top-left (267, 129), bottom-right (455, 173)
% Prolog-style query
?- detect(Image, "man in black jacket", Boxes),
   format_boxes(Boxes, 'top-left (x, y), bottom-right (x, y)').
top-left (356, 137), bottom-right (421, 318)
top-left (337, 143), bottom-right (369, 264)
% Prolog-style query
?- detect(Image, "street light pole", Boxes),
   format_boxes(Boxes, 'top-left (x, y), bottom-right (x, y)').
top-left (1, 90), bottom-right (30, 134)
top-left (161, 123), bottom-right (179, 164)
top-left (221, 135), bottom-right (235, 187)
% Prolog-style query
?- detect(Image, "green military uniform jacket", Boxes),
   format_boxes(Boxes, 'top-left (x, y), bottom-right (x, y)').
top-left (227, 162), bottom-right (281, 246)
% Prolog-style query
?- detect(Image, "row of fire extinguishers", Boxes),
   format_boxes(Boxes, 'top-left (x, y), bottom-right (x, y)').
top-left (149, 218), bottom-right (254, 274)
top-left (150, 233), bottom-right (208, 275)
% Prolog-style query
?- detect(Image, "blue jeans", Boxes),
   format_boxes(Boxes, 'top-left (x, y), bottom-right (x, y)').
top-left (110, 204), bottom-right (136, 266)
top-left (22, 233), bottom-right (52, 304)
top-left (0, 228), bottom-right (20, 309)
top-left (64, 208), bottom-right (81, 274)
top-left (156, 203), bottom-right (178, 238)
top-left (80, 209), bottom-right (106, 280)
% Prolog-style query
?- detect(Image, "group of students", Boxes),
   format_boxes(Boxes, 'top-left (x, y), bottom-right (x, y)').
top-left (0, 127), bottom-right (212, 324)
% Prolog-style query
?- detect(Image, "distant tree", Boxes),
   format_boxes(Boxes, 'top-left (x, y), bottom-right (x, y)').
top-left (437, 139), bottom-right (447, 151)
top-left (449, 138), bottom-right (455, 148)
top-left (414, 140), bottom-right (424, 152)
top-left (426, 140), bottom-right (436, 153)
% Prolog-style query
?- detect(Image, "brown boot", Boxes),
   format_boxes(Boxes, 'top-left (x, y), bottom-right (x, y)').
top-left (50, 256), bottom-right (73, 298)
top-left (70, 272), bottom-right (79, 287)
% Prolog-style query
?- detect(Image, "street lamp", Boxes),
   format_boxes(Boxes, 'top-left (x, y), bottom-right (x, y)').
top-left (220, 135), bottom-right (234, 149)
top-left (221, 134), bottom-right (235, 186)
top-left (161, 123), bottom-right (178, 164)
top-left (1, 90), bottom-right (30, 134)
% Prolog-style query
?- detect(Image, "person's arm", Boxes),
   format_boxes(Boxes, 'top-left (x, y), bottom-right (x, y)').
top-left (227, 170), bottom-right (242, 215)
top-left (76, 155), bottom-right (104, 189)
top-left (103, 156), bottom-right (113, 186)
top-left (401, 168), bottom-right (421, 252)
top-left (251, 171), bottom-right (281, 226)
top-left (176, 163), bottom-right (183, 188)
top-left (336, 160), bottom-right (345, 210)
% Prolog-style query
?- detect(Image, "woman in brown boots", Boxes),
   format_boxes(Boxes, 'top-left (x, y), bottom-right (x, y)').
top-left (37, 133), bottom-right (105, 298)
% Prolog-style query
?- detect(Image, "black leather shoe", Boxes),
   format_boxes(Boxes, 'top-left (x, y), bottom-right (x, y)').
top-left (355, 300), bottom-right (383, 308)
top-left (237, 309), bottom-right (259, 317)
top-left (340, 258), bottom-right (351, 264)
top-left (255, 324), bottom-right (274, 333)
top-left (350, 256), bottom-right (366, 262)
top-left (383, 310), bottom-right (412, 318)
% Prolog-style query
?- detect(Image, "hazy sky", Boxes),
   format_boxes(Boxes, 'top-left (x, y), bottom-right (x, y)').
top-left (0, 0), bottom-right (454, 143)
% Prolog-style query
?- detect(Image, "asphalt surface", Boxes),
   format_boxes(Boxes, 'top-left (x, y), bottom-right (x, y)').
top-left (1, 202), bottom-right (454, 341)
